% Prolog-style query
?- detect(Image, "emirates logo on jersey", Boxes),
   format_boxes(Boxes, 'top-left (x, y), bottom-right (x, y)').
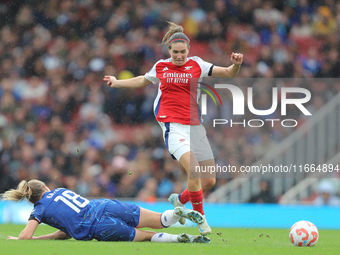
top-left (163, 72), bottom-right (192, 84)
top-left (184, 66), bottom-right (193, 71)
top-left (163, 72), bottom-right (193, 78)
top-left (179, 139), bottom-right (185, 143)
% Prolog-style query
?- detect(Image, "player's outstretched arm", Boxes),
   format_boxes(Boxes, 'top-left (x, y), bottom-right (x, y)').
top-left (7, 220), bottom-right (70, 240)
top-left (103, 75), bottom-right (152, 88)
top-left (32, 230), bottom-right (71, 240)
top-left (211, 52), bottom-right (243, 78)
top-left (7, 220), bottom-right (39, 240)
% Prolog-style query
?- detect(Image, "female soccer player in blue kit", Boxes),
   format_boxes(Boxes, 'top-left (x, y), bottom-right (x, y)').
top-left (2, 180), bottom-right (210, 243)
top-left (104, 22), bottom-right (243, 235)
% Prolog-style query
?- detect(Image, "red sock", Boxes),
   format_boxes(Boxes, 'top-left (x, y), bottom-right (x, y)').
top-left (178, 189), bottom-right (190, 205)
top-left (189, 189), bottom-right (204, 215)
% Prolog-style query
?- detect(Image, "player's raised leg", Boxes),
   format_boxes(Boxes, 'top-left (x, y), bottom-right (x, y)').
top-left (178, 151), bottom-right (212, 235)
top-left (137, 208), bottom-right (181, 229)
top-left (170, 160), bottom-right (216, 207)
top-left (199, 159), bottom-right (216, 192)
top-left (137, 207), bottom-right (207, 229)
top-left (197, 159), bottom-right (216, 235)
top-left (135, 208), bottom-right (210, 243)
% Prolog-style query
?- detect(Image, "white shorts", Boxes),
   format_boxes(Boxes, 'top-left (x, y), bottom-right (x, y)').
top-left (158, 122), bottom-right (214, 162)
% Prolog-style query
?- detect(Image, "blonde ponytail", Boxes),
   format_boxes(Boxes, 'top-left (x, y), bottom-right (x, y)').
top-left (1, 180), bottom-right (46, 204)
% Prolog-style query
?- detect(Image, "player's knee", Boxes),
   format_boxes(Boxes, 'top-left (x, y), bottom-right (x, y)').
top-left (203, 178), bottom-right (216, 191)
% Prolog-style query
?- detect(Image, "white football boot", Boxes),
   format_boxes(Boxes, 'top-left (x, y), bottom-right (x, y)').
top-left (168, 193), bottom-right (186, 225)
top-left (177, 233), bottom-right (211, 243)
top-left (174, 207), bottom-right (204, 224)
top-left (197, 215), bottom-right (212, 236)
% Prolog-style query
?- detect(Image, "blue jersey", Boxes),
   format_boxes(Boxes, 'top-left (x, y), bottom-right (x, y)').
top-left (29, 188), bottom-right (109, 240)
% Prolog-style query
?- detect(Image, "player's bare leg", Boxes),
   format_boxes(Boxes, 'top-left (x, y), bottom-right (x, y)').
top-left (179, 151), bottom-right (202, 191)
top-left (133, 229), bottom-right (157, 241)
top-left (199, 159), bottom-right (216, 192)
top-left (137, 208), bottom-right (163, 229)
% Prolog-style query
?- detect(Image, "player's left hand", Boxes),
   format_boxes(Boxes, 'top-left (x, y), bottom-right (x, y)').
top-left (7, 236), bottom-right (18, 240)
top-left (231, 52), bottom-right (243, 65)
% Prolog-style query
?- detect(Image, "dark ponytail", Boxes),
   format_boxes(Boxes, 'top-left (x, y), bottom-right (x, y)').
top-left (162, 21), bottom-right (190, 48)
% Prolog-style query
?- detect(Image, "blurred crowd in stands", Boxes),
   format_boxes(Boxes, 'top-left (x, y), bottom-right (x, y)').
top-left (0, 0), bottom-right (340, 202)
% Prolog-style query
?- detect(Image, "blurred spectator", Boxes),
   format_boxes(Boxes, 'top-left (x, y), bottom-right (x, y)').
top-left (290, 13), bottom-right (313, 38)
top-left (254, 1), bottom-right (283, 25)
top-left (314, 180), bottom-right (340, 206)
top-left (248, 179), bottom-right (277, 204)
top-left (312, 6), bottom-right (337, 38)
top-left (300, 47), bottom-right (321, 76)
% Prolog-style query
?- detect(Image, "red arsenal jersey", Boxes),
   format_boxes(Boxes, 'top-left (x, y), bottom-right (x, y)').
top-left (145, 56), bottom-right (213, 125)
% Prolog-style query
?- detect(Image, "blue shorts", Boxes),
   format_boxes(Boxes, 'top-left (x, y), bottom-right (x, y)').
top-left (94, 199), bottom-right (140, 242)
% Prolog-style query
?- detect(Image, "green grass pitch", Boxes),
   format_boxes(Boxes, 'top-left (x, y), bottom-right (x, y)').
top-left (1, 225), bottom-right (340, 255)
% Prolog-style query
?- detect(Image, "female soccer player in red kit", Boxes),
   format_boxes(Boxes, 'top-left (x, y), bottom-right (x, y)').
top-left (104, 22), bottom-right (243, 235)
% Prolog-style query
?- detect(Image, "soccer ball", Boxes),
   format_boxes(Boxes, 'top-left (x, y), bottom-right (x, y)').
top-left (289, 221), bottom-right (319, 247)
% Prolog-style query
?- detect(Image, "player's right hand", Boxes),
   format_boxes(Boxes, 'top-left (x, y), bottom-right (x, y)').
top-left (103, 75), bottom-right (117, 88)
